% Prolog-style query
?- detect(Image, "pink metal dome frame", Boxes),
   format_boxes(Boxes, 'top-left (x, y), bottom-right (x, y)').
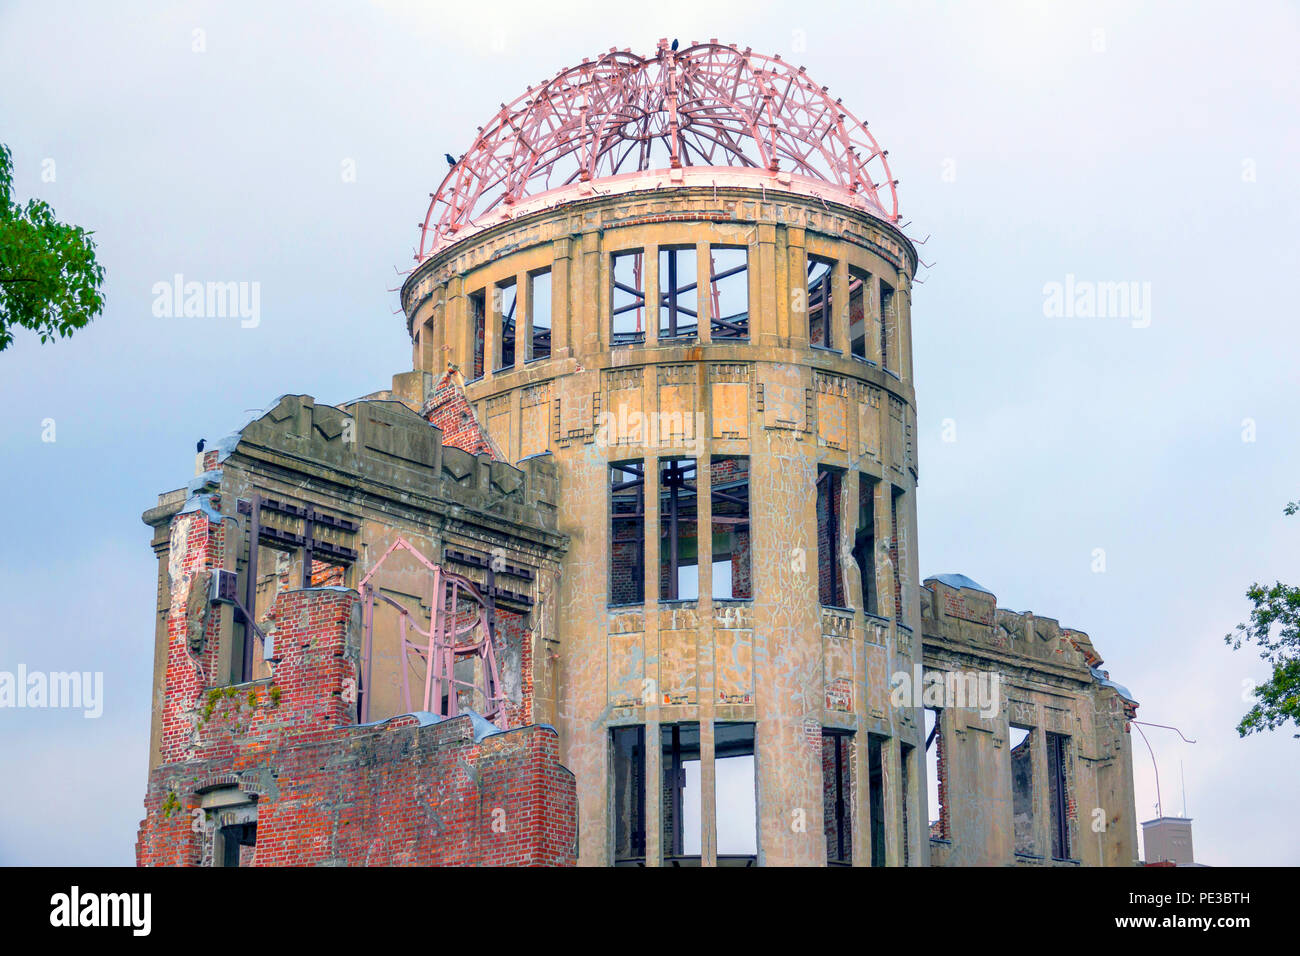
top-left (417, 39), bottom-right (899, 259)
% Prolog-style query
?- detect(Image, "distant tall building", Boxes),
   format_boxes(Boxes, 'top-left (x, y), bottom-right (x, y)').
top-left (1143, 817), bottom-right (1196, 865)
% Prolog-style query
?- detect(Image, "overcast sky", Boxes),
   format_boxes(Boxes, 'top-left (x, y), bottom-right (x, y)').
top-left (1, 0), bottom-right (1297, 866)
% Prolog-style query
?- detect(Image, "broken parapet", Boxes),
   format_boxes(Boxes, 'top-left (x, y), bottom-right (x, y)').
top-left (223, 392), bottom-right (555, 531)
top-left (920, 573), bottom-right (1129, 705)
top-left (137, 585), bottom-right (577, 867)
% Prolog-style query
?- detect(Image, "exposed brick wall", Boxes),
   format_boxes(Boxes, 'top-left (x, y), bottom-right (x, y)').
top-left (138, 577), bottom-right (576, 866)
top-left (817, 469), bottom-right (844, 606)
top-left (310, 560), bottom-right (344, 587)
top-left (890, 493), bottom-right (903, 623)
top-left (496, 607), bottom-right (533, 729)
top-left (424, 367), bottom-right (502, 459)
top-left (159, 510), bottom-right (226, 764)
top-left (933, 727), bottom-right (949, 840)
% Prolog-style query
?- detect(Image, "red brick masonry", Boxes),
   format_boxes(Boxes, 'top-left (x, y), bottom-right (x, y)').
top-left (137, 563), bottom-right (576, 866)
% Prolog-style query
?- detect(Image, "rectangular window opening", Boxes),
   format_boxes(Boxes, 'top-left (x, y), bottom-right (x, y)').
top-left (611, 725), bottom-right (647, 864)
top-left (709, 246), bottom-right (749, 340)
top-left (528, 268), bottom-right (551, 361)
top-left (232, 539), bottom-right (290, 685)
top-left (468, 289), bottom-right (486, 379)
top-left (868, 734), bottom-right (886, 866)
top-left (659, 457), bottom-right (698, 602)
top-left (494, 278), bottom-right (517, 371)
top-left (817, 466), bottom-right (845, 607)
top-left (611, 251), bottom-right (646, 346)
top-left (926, 707), bottom-right (949, 841)
top-left (1010, 725), bottom-right (1036, 856)
top-left (890, 487), bottom-right (905, 624)
top-left (610, 461), bottom-right (645, 606)
top-left (218, 822), bottom-right (257, 868)
top-left (1047, 731), bottom-right (1071, 861)
top-left (715, 722), bottom-right (757, 863)
top-left (880, 280), bottom-right (895, 373)
top-left (807, 255), bottom-right (834, 348)
top-left (849, 267), bottom-right (870, 360)
top-left (658, 246), bottom-right (698, 339)
top-left (710, 456), bottom-right (750, 600)
top-left (853, 475), bottom-right (878, 616)
top-left (661, 723), bottom-right (702, 863)
top-left (822, 730), bottom-right (853, 865)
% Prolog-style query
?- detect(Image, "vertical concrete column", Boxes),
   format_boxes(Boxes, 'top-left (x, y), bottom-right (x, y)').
top-left (582, 230), bottom-right (601, 355)
top-left (700, 718), bottom-right (717, 866)
top-left (851, 729), bottom-right (870, 866)
top-left (644, 243), bottom-right (659, 347)
top-left (430, 290), bottom-right (446, 377)
top-left (884, 736), bottom-right (903, 865)
top-left (696, 240), bottom-right (712, 344)
top-left (1117, 723), bottom-right (1139, 864)
top-left (444, 276), bottom-right (465, 375)
top-left (874, 480), bottom-right (895, 622)
top-left (551, 237), bottom-right (572, 359)
top-left (1033, 724), bottom-right (1052, 860)
top-left (644, 454), bottom-right (660, 610)
top-left (897, 269), bottom-right (914, 384)
top-left (484, 279), bottom-right (500, 380)
top-left (646, 716), bottom-right (662, 866)
top-left (833, 257), bottom-right (850, 353)
top-left (870, 275), bottom-right (884, 367)
top-left (509, 273), bottom-right (525, 369)
top-left (756, 223), bottom-right (780, 348)
top-left (783, 226), bottom-right (805, 348)
top-left (904, 489), bottom-right (922, 636)
top-left (909, 743), bottom-right (929, 865)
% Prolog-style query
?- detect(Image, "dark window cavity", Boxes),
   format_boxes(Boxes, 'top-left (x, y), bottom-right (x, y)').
top-left (611, 725), bottom-right (647, 864)
top-left (710, 456), bottom-right (751, 600)
top-left (823, 730), bottom-right (853, 865)
top-left (495, 277), bottom-right (517, 371)
top-left (610, 461), bottom-right (645, 605)
top-left (817, 466), bottom-right (845, 607)
top-left (468, 289), bottom-right (486, 379)
top-left (807, 255), bottom-right (834, 348)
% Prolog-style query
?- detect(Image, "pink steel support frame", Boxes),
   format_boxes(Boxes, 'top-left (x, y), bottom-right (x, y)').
top-left (418, 38), bottom-right (899, 259)
top-left (357, 537), bottom-right (505, 724)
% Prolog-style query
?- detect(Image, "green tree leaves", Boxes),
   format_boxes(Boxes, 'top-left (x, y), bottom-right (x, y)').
top-left (1226, 501), bottom-right (1300, 738)
top-left (0, 143), bottom-right (106, 351)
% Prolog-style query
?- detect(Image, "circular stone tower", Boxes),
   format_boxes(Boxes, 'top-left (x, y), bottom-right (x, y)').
top-left (400, 39), bottom-right (922, 867)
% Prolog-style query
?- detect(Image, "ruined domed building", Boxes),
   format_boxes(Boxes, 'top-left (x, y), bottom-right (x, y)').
top-left (137, 41), bottom-right (1140, 867)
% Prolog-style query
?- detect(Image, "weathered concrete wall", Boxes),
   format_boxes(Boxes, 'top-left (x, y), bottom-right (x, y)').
top-left (401, 186), bottom-right (925, 866)
top-left (920, 576), bottom-right (1139, 866)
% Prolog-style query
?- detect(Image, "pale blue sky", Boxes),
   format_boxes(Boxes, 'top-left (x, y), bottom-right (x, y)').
top-left (1, 0), bottom-right (1296, 865)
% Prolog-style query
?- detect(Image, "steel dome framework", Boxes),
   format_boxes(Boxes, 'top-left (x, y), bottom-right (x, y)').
top-left (418, 39), bottom-right (899, 259)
